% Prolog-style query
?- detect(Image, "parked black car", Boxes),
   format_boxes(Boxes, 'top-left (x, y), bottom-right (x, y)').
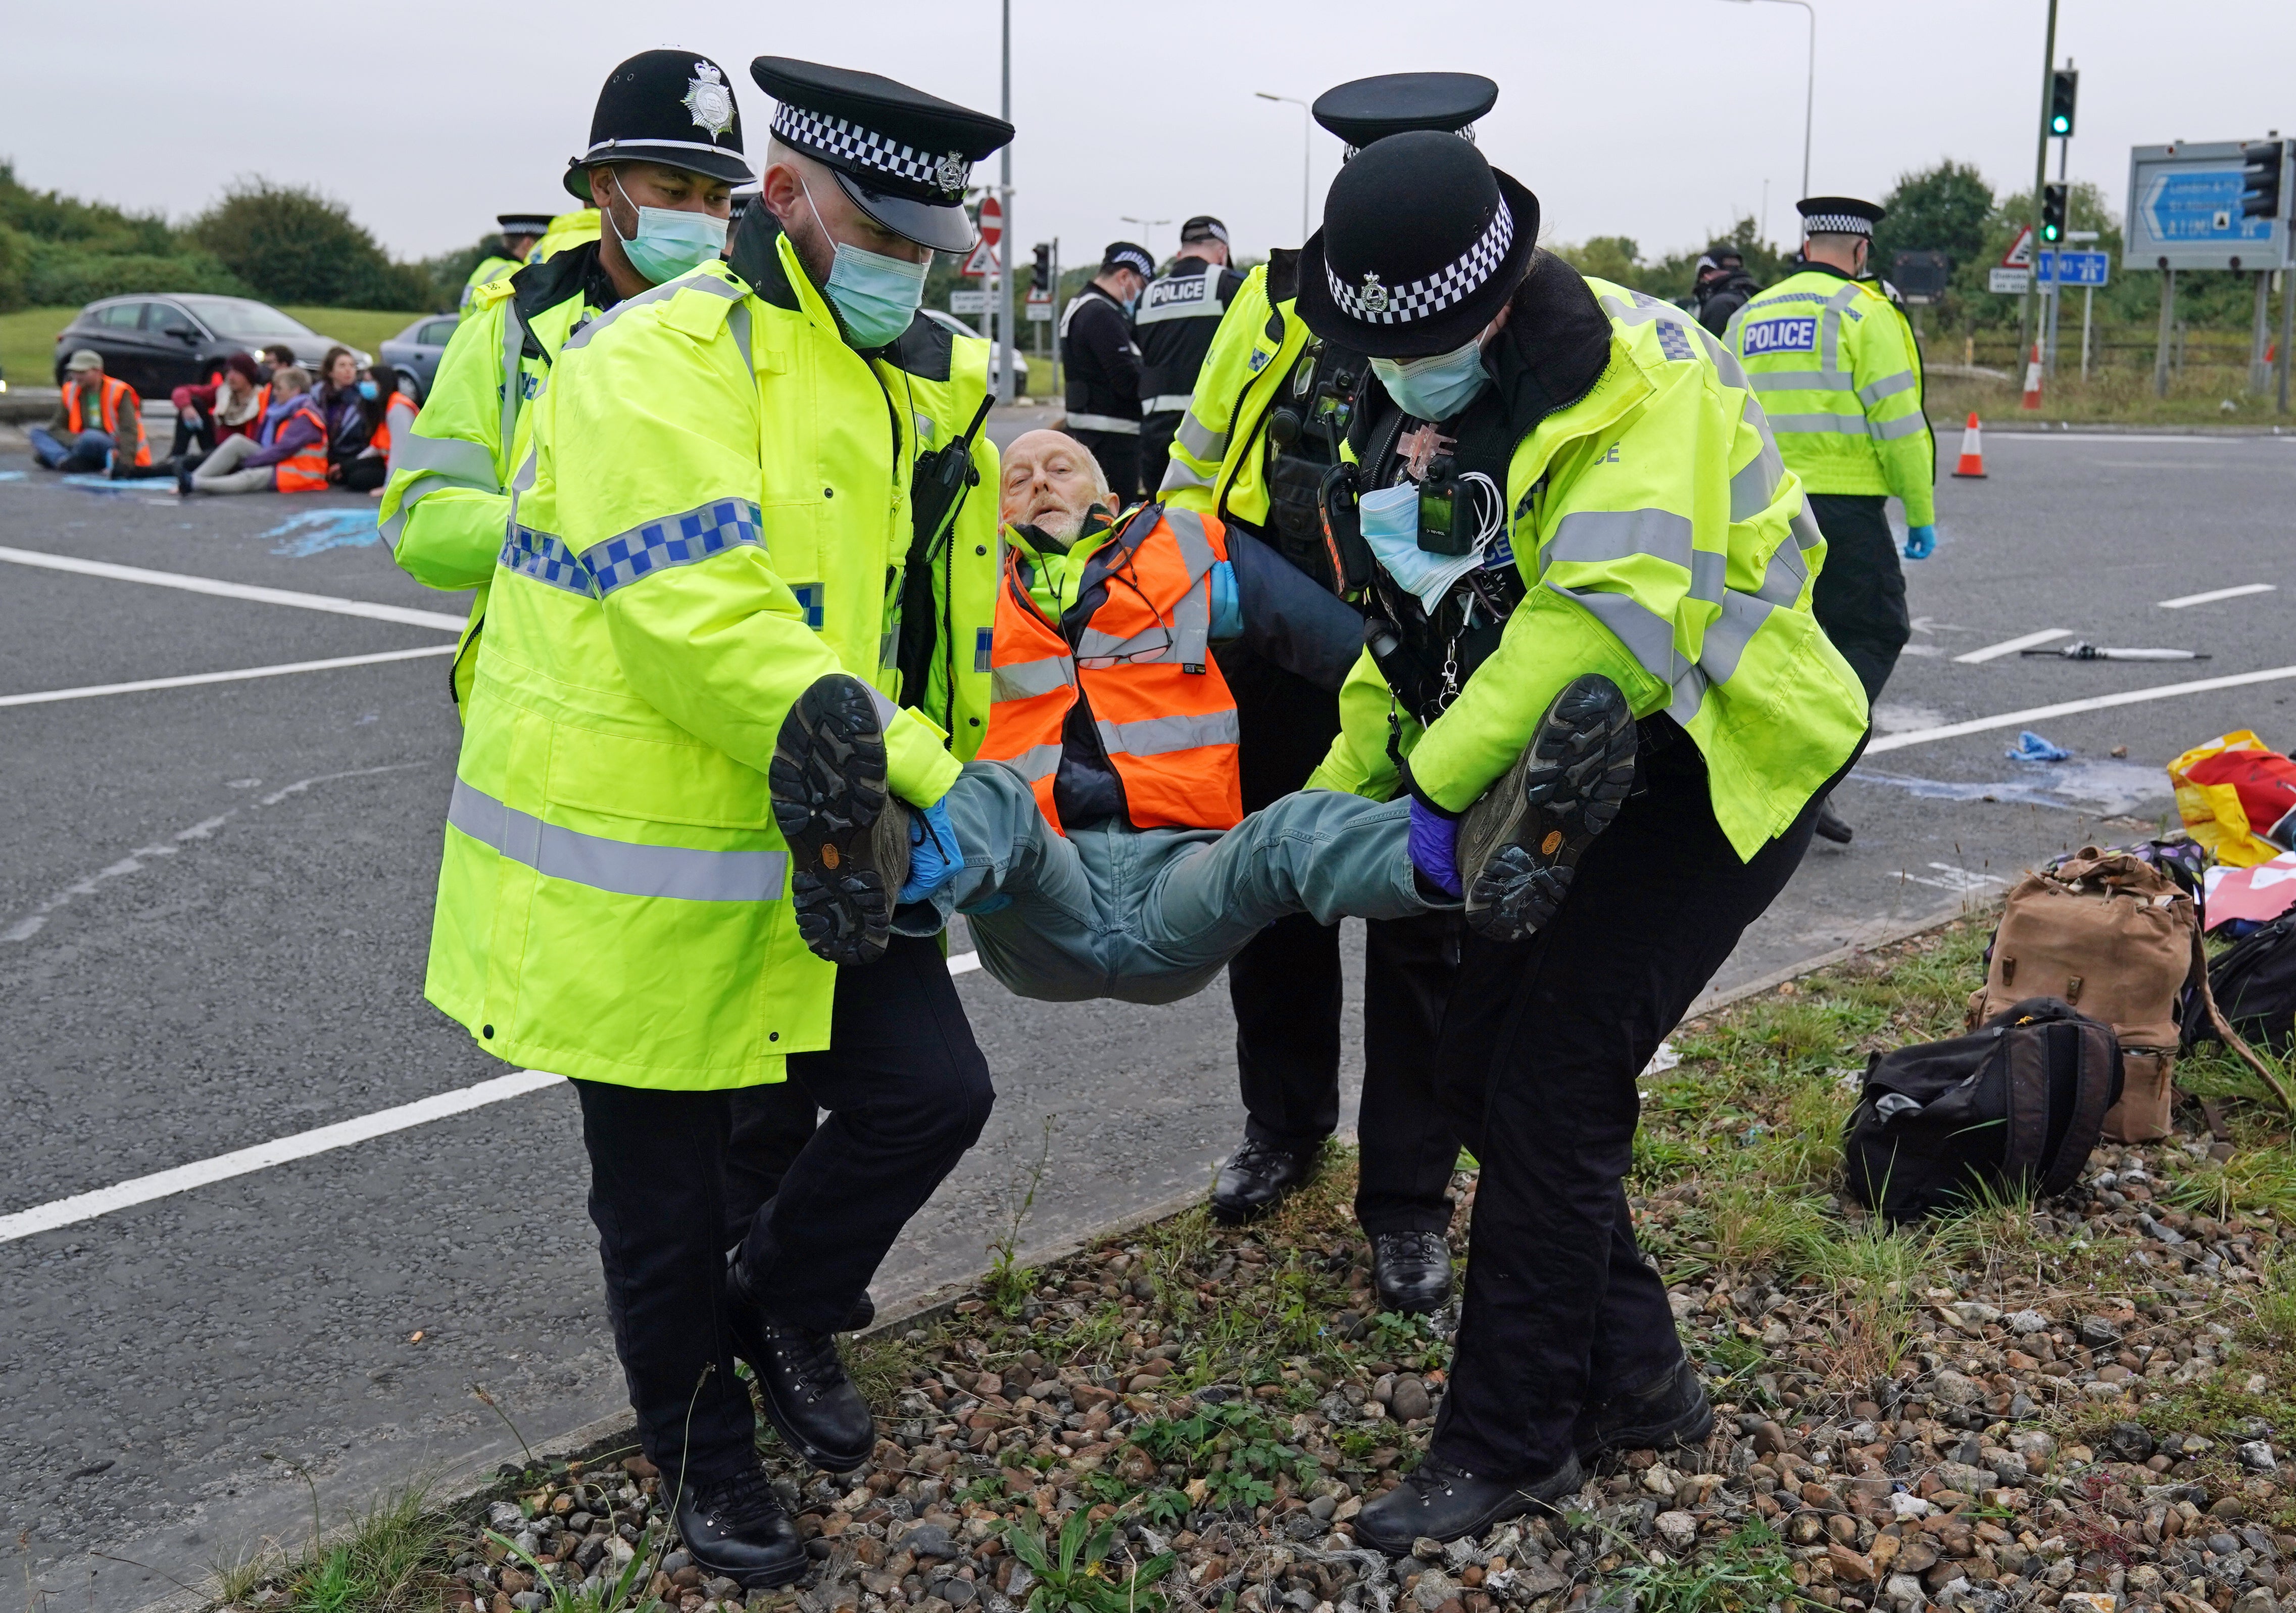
top-left (377, 314), bottom-right (464, 401)
top-left (52, 296), bottom-right (367, 395)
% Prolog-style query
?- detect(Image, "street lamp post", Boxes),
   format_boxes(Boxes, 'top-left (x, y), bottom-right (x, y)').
top-left (1120, 216), bottom-right (1170, 261)
top-left (1718, 0), bottom-right (1814, 202)
top-left (997, 0), bottom-right (1016, 405)
top-left (1256, 91), bottom-right (1312, 244)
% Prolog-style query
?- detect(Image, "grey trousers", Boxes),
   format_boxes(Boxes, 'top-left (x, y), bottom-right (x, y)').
top-left (906, 761), bottom-right (1441, 1005)
top-left (190, 433), bottom-right (277, 494)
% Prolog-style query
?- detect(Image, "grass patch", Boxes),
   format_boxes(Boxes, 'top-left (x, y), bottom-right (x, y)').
top-left (1612, 1518), bottom-right (1805, 1613)
top-left (275, 1486), bottom-right (452, 1613)
top-left (0, 304), bottom-right (423, 390)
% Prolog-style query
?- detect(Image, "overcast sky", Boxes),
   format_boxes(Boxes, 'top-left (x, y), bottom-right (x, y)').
top-left (11, 0), bottom-right (2296, 273)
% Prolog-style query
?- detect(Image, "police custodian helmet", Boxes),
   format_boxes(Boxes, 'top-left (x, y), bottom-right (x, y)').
top-left (564, 50), bottom-right (754, 201)
top-left (750, 58), bottom-right (1014, 254)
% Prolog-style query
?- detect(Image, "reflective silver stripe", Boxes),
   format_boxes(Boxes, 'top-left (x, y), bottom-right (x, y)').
top-left (511, 449), bottom-right (539, 493)
top-left (1667, 665), bottom-right (1708, 727)
top-left (448, 778), bottom-right (786, 903)
top-left (727, 302), bottom-right (754, 373)
top-left (1142, 394), bottom-right (1196, 414)
top-left (1749, 369), bottom-right (1854, 392)
top-left (562, 272), bottom-right (742, 354)
top-left (1698, 590), bottom-right (1773, 687)
top-left (380, 476), bottom-right (453, 547)
top-left (1690, 322), bottom-right (1753, 391)
top-left (1762, 413), bottom-right (1872, 435)
top-left (1544, 509), bottom-right (1692, 574)
top-left (991, 656), bottom-right (1073, 701)
top-left (1869, 411), bottom-right (1930, 441)
top-left (1176, 411), bottom-right (1228, 461)
top-left (499, 302), bottom-right (525, 453)
top-left (1753, 539), bottom-right (1806, 607)
top-left (1690, 548), bottom-right (1727, 605)
top-left (1163, 507), bottom-right (1218, 580)
top-left (1857, 370), bottom-right (1918, 406)
top-left (1741, 292), bottom-right (1832, 310)
top-left (1158, 455), bottom-right (1215, 493)
top-left (1064, 413), bottom-right (1141, 435)
top-left (1001, 742), bottom-right (1063, 783)
top-left (1729, 438), bottom-right (1787, 523)
top-left (384, 397), bottom-right (419, 481)
top-left (1096, 709), bottom-right (1241, 758)
top-left (397, 432), bottom-right (500, 488)
top-left (1791, 505), bottom-right (1825, 553)
top-left (1550, 585), bottom-right (1678, 683)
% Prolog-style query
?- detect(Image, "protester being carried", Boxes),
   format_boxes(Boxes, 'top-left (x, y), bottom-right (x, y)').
top-left (31, 351), bottom-right (151, 475)
top-left (167, 354), bottom-right (267, 466)
top-left (179, 366), bottom-right (330, 495)
top-left (767, 430), bottom-right (1555, 1004)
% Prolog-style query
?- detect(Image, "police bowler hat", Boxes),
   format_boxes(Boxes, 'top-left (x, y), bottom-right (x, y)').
top-left (1297, 131), bottom-right (1538, 359)
top-left (564, 50), bottom-right (752, 201)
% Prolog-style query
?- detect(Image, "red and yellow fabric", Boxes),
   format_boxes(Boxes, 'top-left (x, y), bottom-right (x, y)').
top-left (2171, 730), bottom-right (2296, 867)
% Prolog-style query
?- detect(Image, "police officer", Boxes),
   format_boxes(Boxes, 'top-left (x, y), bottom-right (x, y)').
top-left (1290, 132), bottom-right (1867, 1548)
top-left (1059, 242), bottom-right (1153, 499)
top-left (382, 52), bottom-right (753, 717)
top-left (460, 212), bottom-right (556, 313)
top-left (1157, 73), bottom-right (1495, 1318)
top-left (1135, 216), bottom-right (1246, 494)
top-left (1684, 245), bottom-right (1761, 336)
top-left (1728, 198), bottom-right (1933, 844)
top-left (423, 57), bottom-right (1011, 1586)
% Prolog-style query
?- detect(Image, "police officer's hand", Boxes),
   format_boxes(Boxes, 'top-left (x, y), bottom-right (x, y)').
top-left (1902, 524), bottom-right (1937, 560)
top-left (1407, 797), bottom-right (1463, 899)
top-left (897, 798), bottom-right (964, 905)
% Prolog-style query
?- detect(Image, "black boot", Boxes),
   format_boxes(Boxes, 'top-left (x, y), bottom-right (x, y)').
top-left (769, 672), bottom-right (911, 966)
top-left (725, 1261), bottom-right (876, 1472)
top-left (1209, 1137), bottom-right (1320, 1225)
top-left (1370, 1230), bottom-right (1453, 1315)
top-left (1573, 1359), bottom-right (1714, 1463)
top-left (1456, 675), bottom-right (1637, 942)
top-left (671, 1465), bottom-right (807, 1588)
top-left (1813, 796), bottom-right (1853, 844)
top-left (1353, 1453), bottom-right (1583, 1553)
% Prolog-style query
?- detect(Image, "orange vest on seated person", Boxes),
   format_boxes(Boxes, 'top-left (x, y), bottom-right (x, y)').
top-left (979, 501), bottom-right (1243, 834)
top-left (269, 396), bottom-right (331, 492)
top-left (370, 390), bottom-right (414, 459)
top-left (64, 374), bottom-right (152, 467)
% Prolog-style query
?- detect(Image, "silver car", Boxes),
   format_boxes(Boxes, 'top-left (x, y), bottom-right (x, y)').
top-left (378, 314), bottom-right (464, 402)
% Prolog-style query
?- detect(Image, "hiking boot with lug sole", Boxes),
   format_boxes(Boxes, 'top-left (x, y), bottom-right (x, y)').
top-left (1353, 1453), bottom-right (1584, 1553)
top-left (671, 1464), bottom-right (807, 1588)
top-left (724, 1260), bottom-right (876, 1473)
top-left (1457, 674), bottom-right (1636, 942)
top-left (1370, 1230), bottom-right (1453, 1315)
top-left (770, 673), bottom-right (911, 967)
top-left (1573, 1358), bottom-right (1714, 1463)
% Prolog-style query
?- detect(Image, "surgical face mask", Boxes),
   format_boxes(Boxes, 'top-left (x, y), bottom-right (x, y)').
top-left (801, 176), bottom-right (929, 348)
top-left (602, 172), bottom-right (729, 286)
top-left (356, 379), bottom-right (378, 400)
top-left (1370, 338), bottom-right (1491, 422)
top-left (1357, 479), bottom-right (1508, 612)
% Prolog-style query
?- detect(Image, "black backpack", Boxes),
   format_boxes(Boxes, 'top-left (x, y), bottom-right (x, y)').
top-left (1844, 997), bottom-right (2122, 1224)
top-left (2184, 913), bottom-right (2296, 1055)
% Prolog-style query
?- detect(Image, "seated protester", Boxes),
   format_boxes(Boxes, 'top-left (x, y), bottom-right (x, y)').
top-left (32, 351), bottom-right (151, 475)
top-left (768, 430), bottom-right (1491, 1005)
top-left (167, 353), bottom-right (267, 466)
top-left (179, 367), bottom-right (330, 496)
top-left (345, 366), bottom-right (414, 496)
top-left (311, 346), bottom-right (375, 479)
top-left (256, 344), bottom-right (297, 382)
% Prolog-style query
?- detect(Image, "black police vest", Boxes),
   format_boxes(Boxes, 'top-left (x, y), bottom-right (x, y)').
top-left (1135, 258), bottom-right (1234, 415)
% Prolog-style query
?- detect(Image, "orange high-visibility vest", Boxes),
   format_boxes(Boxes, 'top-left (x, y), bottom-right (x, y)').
top-left (64, 374), bottom-right (152, 467)
top-left (979, 502), bottom-right (1242, 834)
top-left (269, 397), bottom-right (331, 492)
top-left (371, 390), bottom-right (414, 459)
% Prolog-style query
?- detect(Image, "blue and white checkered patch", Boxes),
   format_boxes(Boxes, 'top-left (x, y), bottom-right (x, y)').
top-left (580, 500), bottom-right (765, 596)
top-left (789, 582), bottom-right (826, 630)
top-left (1741, 316), bottom-right (1819, 356)
top-left (501, 525), bottom-right (597, 597)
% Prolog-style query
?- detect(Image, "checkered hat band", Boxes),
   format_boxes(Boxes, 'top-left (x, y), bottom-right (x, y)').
top-left (1326, 199), bottom-right (1514, 325)
top-left (1802, 213), bottom-right (1873, 236)
top-left (771, 101), bottom-right (967, 198)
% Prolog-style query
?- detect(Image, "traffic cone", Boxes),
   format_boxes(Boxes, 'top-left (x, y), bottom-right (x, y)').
top-left (2021, 340), bottom-right (2044, 410)
top-left (1951, 413), bottom-right (1987, 479)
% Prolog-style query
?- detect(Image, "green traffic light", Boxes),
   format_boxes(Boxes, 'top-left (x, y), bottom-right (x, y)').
top-left (2050, 115), bottom-right (2071, 134)
top-left (2042, 224), bottom-right (2061, 242)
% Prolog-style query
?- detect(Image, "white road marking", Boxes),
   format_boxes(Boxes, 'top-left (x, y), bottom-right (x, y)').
top-left (0, 545), bottom-right (465, 632)
top-left (1896, 863), bottom-right (2007, 893)
top-left (2159, 583), bottom-right (2276, 609)
top-left (1867, 663), bottom-right (2296, 754)
top-left (1954, 628), bottom-right (2071, 664)
top-left (0, 645), bottom-right (456, 708)
top-left (4, 948), bottom-right (993, 1239)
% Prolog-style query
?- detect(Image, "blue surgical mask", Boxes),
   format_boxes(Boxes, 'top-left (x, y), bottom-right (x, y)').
top-left (356, 379), bottom-right (378, 400)
top-left (1371, 338), bottom-right (1491, 422)
top-left (802, 177), bottom-right (929, 348)
top-left (603, 173), bottom-right (729, 286)
top-left (1357, 480), bottom-right (1503, 611)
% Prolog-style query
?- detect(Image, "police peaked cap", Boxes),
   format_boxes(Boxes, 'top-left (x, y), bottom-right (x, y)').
top-left (496, 213), bottom-right (556, 235)
top-left (1297, 131), bottom-right (1538, 359)
top-left (751, 57), bottom-right (1014, 254)
top-left (1797, 196), bottom-right (1886, 236)
top-left (564, 50), bottom-right (753, 201)
top-left (1311, 73), bottom-right (1498, 156)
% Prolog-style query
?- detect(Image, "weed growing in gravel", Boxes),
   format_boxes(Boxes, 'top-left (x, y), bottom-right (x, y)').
top-left (1611, 1517), bottom-right (1803, 1613)
top-left (998, 1506), bottom-right (1173, 1613)
top-left (278, 1488), bottom-right (451, 1613)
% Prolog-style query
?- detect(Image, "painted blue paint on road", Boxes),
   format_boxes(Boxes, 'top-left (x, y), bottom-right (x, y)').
top-left (262, 508), bottom-right (382, 556)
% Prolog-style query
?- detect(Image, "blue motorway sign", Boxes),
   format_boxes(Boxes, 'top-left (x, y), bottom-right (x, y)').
top-left (2143, 170), bottom-right (2271, 246)
top-left (2037, 250), bottom-right (2111, 287)
top-left (2127, 142), bottom-right (2291, 270)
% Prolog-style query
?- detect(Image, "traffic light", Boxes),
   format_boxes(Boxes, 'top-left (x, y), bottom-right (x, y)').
top-left (2241, 140), bottom-right (2287, 221)
top-left (2040, 183), bottom-right (2068, 244)
top-left (2046, 69), bottom-right (2077, 137)
top-left (1032, 243), bottom-right (1052, 294)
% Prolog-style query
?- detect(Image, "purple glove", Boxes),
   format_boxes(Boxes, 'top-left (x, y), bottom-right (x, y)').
top-left (1408, 797), bottom-right (1462, 898)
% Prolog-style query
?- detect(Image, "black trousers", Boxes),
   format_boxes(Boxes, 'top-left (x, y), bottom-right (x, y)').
top-left (577, 934), bottom-right (993, 1484)
top-left (1065, 428), bottom-right (1141, 504)
top-left (1806, 492), bottom-right (1910, 705)
top-left (1137, 412), bottom-right (1180, 502)
top-left (1429, 729), bottom-right (1854, 1478)
top-left (1220, 643), bottom-right (1462, 1238)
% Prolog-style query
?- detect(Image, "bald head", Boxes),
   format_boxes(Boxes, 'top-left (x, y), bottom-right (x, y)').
top-left (1002, 430), bottom-right (1115, 543)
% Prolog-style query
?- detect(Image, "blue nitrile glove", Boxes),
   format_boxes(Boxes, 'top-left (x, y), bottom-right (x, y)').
top-left (1902, 524), bottom-right (1936, 560)
top-left (897, 798), bottom-right (963, 904)
top-left (1408, 797), bottom-right (1462, 898)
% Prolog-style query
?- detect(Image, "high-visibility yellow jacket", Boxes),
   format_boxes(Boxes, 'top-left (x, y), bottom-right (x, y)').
top-left (1157, 260), bottom-right (1312, 529)
top-left (1725, 265), bottom-right (1934, 525)
top-left (425, 242), bottom-right (964, 1090)
top-left (1310, 275), bottom-right (1868, 862)
top-left (533, 209), bottom-right (602, 262)
top-left (380, 256), bottom-right (607, 716)
top-left (461, 254), bottom-right (524, 316)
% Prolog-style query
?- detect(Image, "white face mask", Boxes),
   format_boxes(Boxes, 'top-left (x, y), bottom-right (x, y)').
top-left (1369, 339), bottom-right (1491, 422)
top-left (800, 176), bottom-right (930, 348)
